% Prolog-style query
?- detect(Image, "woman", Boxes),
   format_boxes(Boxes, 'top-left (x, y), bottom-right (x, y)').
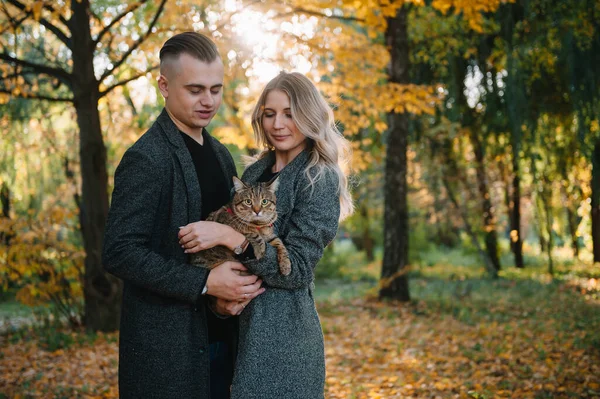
top-left (181, 71), bottom-right (353, 398)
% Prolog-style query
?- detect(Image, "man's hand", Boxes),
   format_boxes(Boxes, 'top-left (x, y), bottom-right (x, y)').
top-left (212, 298), bottom-right (250, 316)
top-left (206, 261), bottom-right (265, 301)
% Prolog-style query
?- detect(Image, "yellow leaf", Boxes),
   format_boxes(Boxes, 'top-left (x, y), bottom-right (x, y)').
top-left (32, 1), bottom-right (43, 21)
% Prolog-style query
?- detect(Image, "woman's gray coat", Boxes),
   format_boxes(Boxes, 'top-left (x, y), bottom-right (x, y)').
top-left (232, 149), bottom-right (340, 399)
top-left (102, 109), bottom-right (236, 398)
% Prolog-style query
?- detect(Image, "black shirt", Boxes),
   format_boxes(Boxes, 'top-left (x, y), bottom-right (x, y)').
top-left (257, 166), bottom-right (279, 183)
top-left (180, 130), bottom-right (234, 343)
top-left (180, 130), bottom-right (231, 220)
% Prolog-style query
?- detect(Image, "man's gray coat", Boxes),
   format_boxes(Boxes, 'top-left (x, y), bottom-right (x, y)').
top-left (102, 109), bottom-right (236, 398)
top-left (231, 149), bottom-right (340, 399)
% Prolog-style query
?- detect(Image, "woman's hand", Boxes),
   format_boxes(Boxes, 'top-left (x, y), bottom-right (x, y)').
top-left (178, 221), bottom-right (245, 253)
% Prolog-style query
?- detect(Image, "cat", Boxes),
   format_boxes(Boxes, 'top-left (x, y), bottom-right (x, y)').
top-left (190, 176), bottom-right (291, 276)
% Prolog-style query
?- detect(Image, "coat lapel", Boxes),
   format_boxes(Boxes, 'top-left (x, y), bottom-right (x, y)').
top-left (156, 109), bottom-right (202, 223)
top-left (206, 134), bottom-right (234, 195)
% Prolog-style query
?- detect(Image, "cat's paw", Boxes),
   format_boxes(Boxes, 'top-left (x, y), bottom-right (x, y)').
top-left (254, 242), bottom-right (267, 259)
top-left (279, 257), bottom-right (291, 276)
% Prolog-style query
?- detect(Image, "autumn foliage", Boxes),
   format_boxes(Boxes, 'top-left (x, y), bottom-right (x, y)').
top-left (0, 184), bottom-right (84, 327)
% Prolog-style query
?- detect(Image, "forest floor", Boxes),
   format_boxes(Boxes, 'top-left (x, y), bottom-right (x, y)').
top-left (1, 249), bottom-right (599, 399)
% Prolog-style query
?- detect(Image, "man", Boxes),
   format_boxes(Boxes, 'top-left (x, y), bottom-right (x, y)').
top-left (102, 32), bottom-right (263, 398)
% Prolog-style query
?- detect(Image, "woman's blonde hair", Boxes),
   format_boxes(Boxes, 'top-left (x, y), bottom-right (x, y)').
top-left (251, 71), bottom-right (354, 220)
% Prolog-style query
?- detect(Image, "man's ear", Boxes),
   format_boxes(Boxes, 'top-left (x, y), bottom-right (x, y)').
top-left (158, 74), bottom-right (168, 99)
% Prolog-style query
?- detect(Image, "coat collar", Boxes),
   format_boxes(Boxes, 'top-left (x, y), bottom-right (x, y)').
top-left (156, 108), bottom-right (187, 148)
top-left (243, 149), bottom-right (310, 184)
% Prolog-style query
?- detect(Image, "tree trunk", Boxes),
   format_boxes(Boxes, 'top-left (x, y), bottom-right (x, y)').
top-left (433, 180), bottom-right (458, 247)
top-left (541, 182), bottom-right (554, 276)
top-left (71, 0), bottom-right (121, 331)
top-left (565, 208), bottom-right (579, 258)
top-left (498, 158), bottom-right (512, 236)
top-left (361, 206), bottom-right (375, 262)
top-left (504, 2), bottom-right (525, 268)
top-left (536, 210), bottom-right (548, 254)
top-left (442, 176), bottom-right (498, 278)
top-left (379, 6), bottom-right (410, 301)
top-left (0, 182), bottom-right (9, 218)
top-left (0, 182), bottom-right (12, 246)
top-left (592, 139), bottom-right (600, 263)
top-left (350, 203), bottom-right (375, 261)
top-left (469, 131), bottom-right (501, 271)
top-left (563, 187), bottom-right (580, 259)
top-left (450, 52), bottom-right (499, 262)
top-left (510, 158), bottom-right (524, 268)
top-left (440, 136), bottom-right (497, 278)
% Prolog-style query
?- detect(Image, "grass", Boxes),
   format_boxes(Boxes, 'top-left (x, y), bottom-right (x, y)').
top-left (315, 241), bottom-right (600, 350)
top-left (313, 279), bottom-right (374, 302)
top-left (0, 298), bottom-right (51, 335)
top-left (0, 299), bottom-right (36, 319)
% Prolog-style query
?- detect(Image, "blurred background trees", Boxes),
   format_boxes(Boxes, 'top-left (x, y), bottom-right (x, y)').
top-left (0, 0), bottom-right (599, 331)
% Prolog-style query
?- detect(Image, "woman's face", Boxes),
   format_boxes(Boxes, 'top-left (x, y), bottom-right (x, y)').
top-left (262, 90), bottom-right (307, 158)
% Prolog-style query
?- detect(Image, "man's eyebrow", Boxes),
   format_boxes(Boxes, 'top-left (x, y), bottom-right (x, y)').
top-left (184, 83), bottom-right (223, 89)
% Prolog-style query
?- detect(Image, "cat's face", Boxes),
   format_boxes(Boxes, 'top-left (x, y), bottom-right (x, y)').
top-left (231, 176), bottom-right (279, 226)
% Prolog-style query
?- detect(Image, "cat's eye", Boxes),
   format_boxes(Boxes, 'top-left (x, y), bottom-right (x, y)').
top-left (244, 199), bottom-right (252, 206)
top-left (261, 199), bottom-right (269, 206)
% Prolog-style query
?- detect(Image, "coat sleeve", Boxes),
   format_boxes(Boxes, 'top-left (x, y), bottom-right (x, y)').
top-left (102, 147), bottom-right (208, 304)
top-left (243, 170), bottom-right (340, 290)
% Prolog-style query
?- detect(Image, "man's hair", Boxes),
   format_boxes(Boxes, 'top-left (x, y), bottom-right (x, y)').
top-left (159, 31), bottom-right (220, 65)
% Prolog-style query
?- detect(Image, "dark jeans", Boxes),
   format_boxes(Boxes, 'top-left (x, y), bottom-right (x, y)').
top-left (209, 341), bottom-right (233, 399)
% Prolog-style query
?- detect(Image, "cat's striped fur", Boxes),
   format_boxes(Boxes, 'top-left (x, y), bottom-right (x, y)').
top-left (190, 176), bottom-right (291, 275)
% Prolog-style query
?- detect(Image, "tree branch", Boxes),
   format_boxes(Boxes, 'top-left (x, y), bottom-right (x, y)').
top-left (99, 0), bottom-right (166, 83)
top-left (99, 65), bottom-right (159, 98)
top-left (213, 0), bottom-right (263, 31)
top-left (0, 52), bottom-right (71, 81)
top-left (4, 0), bottom-right (72, 49)
top-left (41, 2), bottom-right (69, 29)
top-left (0, 4), bottom-right (28, 35)
top-left (0, 88), bottom-right (73, 102)
top-left (32, 38), bottom-right (68, 69)
top-left (275, 7), bottom-right (365, 23)
top-left (92, 0), bottom-right (150, 49)
top-left (0, 17), bottom-right (27, 36)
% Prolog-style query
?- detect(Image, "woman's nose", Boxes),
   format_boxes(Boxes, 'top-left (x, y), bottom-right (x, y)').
top-left (273, 115), bottom-right (284, 129)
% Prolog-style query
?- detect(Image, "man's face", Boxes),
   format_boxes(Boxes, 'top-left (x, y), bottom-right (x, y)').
top-left (158, 53), bottom-right (224, 135)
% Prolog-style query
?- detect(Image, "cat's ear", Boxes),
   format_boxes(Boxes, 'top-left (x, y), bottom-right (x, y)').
top-left (265, 176), bottom-right (280, 193)
top-left (232, 176), bottom-right (248, 192)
